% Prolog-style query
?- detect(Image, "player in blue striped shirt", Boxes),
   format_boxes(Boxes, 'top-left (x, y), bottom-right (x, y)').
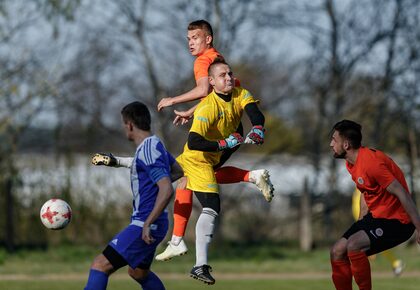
top-left (84, 101), bottom-right (183, 290)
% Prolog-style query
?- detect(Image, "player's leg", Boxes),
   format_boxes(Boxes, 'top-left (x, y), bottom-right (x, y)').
top-left (156, 177), bottom-right (190, 261)
top-left (129, 267), bottom-right (165, 290)
top-left (346, 231), bottom-right (372, 290)
top-left (214, 148), bottom-right (274, 202)
top-left (84, 246), bottom-right (125, 290)
top-left (126, 223), bottom-right (167, 289)
top-left (190, 191), bottom-right (220, 285)
top-left (330, 215), bottom-right (373, 290)
top-left (347, 213), bottom-right (415, 289)
top-left (91, 153), bottom-right (133, 168)
top-left (330, 238), bottom-right (352, 290)
top-left (84, 254), bottom-right (114, 290)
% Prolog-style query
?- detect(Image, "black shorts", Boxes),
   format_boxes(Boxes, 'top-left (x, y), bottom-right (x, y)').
top-left (342, 212), bottom-right (415, 256)
top-left (194, 191), bottom-right (220, 214)
top-left (103, 245), bottom-right (127, 270)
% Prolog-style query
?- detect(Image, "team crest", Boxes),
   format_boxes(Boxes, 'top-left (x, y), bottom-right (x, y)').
top-left (357, 177), bottom-right (364, 185)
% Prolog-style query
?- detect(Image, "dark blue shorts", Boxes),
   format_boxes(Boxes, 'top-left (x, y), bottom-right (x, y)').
top-left (107, 220), bottom-right (168, 269)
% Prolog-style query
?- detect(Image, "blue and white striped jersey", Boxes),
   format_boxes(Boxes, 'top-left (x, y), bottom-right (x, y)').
top-left (130, 135), bottom-right (175, 224)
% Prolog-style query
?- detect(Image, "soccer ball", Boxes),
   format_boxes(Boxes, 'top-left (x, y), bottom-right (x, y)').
top-left (40, 199), bottom-right (72, 230)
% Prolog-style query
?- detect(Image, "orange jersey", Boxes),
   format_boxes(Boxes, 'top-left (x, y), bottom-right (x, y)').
top-left (346, 147), bottom-right (411, 224)
top-left (194, 47), bottom-right (241, 86)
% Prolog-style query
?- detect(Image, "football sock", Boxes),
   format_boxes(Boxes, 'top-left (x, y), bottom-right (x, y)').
top-left (215, 166), bottom-right (250, 183)
top-left (136, 271), bottom-right (165, 290)
top-left (173, 189), bottom-right (193, 237)
top-left (348, 251), bottom-right (371, 290)
top-left (331, 259), bottom-right (352, 290)
top-left (195, 207), bottom-right (218, 266)
top-left (84, 269), bottom-right (109, 290)
top-left (170, 235), bottom-right (183, 246)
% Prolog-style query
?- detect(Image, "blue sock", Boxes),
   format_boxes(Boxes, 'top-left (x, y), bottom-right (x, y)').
top-left (84, 269), bottom-right (109, 290)
top-left (136, 271), bottom-right (165, 290)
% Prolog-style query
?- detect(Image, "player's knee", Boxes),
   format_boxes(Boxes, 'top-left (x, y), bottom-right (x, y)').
top-left (128, 267), bottom-right (149, 281)
top-left (91, 254), bottom-right (114, 274)
top-left (330, 243), bottom-right (347, 260)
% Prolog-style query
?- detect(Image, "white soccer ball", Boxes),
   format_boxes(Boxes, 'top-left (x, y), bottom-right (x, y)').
top-left (40, 199), bottom-right (72, 230)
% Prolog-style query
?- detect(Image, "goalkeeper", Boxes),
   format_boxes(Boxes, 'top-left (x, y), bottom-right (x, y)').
top-left (177, 58), bottom-right (266, 284)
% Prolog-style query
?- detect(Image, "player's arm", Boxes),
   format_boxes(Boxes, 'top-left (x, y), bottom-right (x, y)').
top-left (91, 153), bottom-right (133, 168)
top-left (188, 131), bottom-right (243, 152)
top-left (244, 103), bottom-right (265, 145)
top-left (387, 179), bottom-right (420, 243)
top-left (359, 192), bottom-right (369, 219)
top-left (142, 176), bottom-right (174, 244)
top-left (157, 77), bottom-right (210, 111)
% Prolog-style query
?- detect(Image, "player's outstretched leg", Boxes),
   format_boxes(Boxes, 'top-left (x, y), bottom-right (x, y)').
top-left (190, 264), bottom-right (215, 285)
top-left (214, 167), bottom-right (275, 202)
top-left (248, 169), bottom-right (275, 202)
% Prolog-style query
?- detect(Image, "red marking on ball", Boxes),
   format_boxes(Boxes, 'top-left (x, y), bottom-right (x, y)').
top-left (41, 206), bottom-right (59, 224)
top-left (62, 208), bottom-right (72, 219)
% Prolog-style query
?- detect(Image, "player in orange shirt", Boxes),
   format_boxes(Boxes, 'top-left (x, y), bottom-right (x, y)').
top-left (329, 120), bottom-right (420, 290)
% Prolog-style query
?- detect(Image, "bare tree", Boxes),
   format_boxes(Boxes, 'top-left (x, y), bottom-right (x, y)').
top-left (0, 0), bottom-right (79, 251)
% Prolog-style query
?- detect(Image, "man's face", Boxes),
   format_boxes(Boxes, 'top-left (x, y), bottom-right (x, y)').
top-left (330, 130), bottom-right (347, 159)
top-left (187, 29), bottom-right (212, 56)
top-left (209, 63), bottom-right (234, 94)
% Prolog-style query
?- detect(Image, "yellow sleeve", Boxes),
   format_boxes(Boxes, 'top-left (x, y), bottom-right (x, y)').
top-left (238, 88), bottom-right (259, 108)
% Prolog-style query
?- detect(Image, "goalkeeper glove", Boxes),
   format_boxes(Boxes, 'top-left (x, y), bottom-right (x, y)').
top-left (245, 125), bottom-right (265, 145)
top-left (217, 133), bottom-right (244, 150)
top-left (91, 153), bottom-right (118, 167)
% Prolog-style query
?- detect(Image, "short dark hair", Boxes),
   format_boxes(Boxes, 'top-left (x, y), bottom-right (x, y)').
top-left (208, 57), bottom-right (228, 76)
top-left (188, 19), bottom-right (213, 38)
top-left (121, 101), bottom-right (151, 131)
top-left (332, 120), bottom-right (362, 149)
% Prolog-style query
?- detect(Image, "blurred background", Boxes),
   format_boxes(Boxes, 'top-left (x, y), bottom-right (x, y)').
top-left (1, 0), bottom-right (420, 260)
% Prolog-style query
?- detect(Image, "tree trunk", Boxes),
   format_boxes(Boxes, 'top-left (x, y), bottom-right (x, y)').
top-left (5, 177), bottom-right (14, 252)
top-left (300, 177), bottom-right (312, 252)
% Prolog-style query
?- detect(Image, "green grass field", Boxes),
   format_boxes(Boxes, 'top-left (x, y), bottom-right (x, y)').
top-left (2, 275), bottom-right (420, 290)
top-left (1, 243), bottom-right (419, 289)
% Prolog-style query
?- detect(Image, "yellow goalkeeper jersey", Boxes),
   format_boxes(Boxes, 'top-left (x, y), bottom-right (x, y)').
top-left (179, 87), bottom-right (258, 167)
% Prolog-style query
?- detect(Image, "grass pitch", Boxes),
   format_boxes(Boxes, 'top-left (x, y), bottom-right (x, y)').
top-left (1, 243), bottom-right (420, 289)
top-left (1, 276), bottom-right (420, 290)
